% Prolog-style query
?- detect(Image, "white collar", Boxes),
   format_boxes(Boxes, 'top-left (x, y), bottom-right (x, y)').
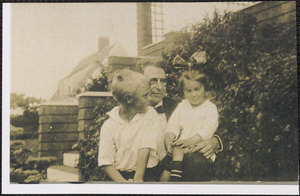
top-left (154, 101), bottom-right (163, 108)
top-left (107, 106), bottom-right (146, 124)
top-left (184, 99), bottom-right (209, 109)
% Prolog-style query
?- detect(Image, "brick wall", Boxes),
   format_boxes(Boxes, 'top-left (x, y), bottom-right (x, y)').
top-left (77, 92), bottom-right (113, 139)
top-left (38, 103), bottom-right (79, 164)
top-left (242, 1), bottom-right (296, 24)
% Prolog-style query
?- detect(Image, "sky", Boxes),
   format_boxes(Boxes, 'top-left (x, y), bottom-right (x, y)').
top-left (7, 2), bottom-right (255, 100)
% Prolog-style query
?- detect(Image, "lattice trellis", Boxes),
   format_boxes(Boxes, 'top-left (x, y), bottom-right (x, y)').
top-left (151, 3), bottom-right (164, 43)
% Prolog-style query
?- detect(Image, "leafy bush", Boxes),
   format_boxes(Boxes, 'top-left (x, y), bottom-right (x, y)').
top-left (10, 125), bottom-right (38, 140)
top-left (161, 11), bottom-right (297, 181)
top-left (10, 93), bottom-right (41, 139)
top-left (73, 97), bottom-right (118, 181)
top-left (10, 168), bottom-right (41, 184)
top-left (10, 125), bottom-right (24, 138)
top-left (10, 140), bottom-right (57, 183)
top-left (84, 69), bottom-right (109, 92)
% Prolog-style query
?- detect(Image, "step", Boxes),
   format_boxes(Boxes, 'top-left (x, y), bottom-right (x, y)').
top-left (63, 152), bottom-right (79, 168)
top-left (45, 165), bottom-right (79, 182)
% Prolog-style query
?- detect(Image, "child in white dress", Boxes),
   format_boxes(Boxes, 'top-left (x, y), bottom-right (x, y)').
top-left (164, 70), bottom-right (219, 181)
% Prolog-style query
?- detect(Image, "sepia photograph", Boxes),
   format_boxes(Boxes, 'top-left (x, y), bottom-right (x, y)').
top-left (2, 1), bottom-right (299, 194)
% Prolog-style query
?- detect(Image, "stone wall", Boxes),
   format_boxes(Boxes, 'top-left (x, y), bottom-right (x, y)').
top-left (38, 102), bottom-right (79, 164)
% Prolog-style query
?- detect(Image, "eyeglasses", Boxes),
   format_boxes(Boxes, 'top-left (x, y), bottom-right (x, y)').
top-left (149, 78), bottom-right (167, 86)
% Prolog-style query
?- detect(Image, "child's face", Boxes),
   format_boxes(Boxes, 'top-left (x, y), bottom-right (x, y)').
top-left (183, 79), bottom-right (205, 107)
top-left (133, 82), bottom-right (150, 113)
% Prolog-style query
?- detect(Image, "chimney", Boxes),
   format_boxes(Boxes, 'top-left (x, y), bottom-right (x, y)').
top-left (137, 3), bottom-right (153, 56)
top-left (98, 36), bottom-right (109, 52)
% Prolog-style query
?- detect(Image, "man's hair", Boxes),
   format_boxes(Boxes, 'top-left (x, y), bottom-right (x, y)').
top-left (111, 68), bottom-right (148, 104)
top-left (136, 58), bottom-right (163, 73)
top-left (179, 70), bottom-right (206, 97)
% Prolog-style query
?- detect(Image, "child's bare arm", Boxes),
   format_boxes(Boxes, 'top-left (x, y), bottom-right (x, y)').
top-left (103, 165), bottom-right (127, 182)
top-left (133, 148), bottom-right (150, 182)
top-left (173, 134), bottom-right (203, 148)
top-left (164, 132), bottom-right (176, 156)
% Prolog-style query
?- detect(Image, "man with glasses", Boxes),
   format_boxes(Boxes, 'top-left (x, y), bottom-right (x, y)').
top-left (138, 60), bottom-right (223, 181)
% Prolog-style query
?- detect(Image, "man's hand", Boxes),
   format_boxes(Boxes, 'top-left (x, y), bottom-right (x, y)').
top-left (189, 137), bottom-right (220, 159)
top-left (174, 134), bottom-right (202, 148)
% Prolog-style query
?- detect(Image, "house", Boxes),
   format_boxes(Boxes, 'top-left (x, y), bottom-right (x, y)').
top-left (49, 36), bottom-right (128, 102)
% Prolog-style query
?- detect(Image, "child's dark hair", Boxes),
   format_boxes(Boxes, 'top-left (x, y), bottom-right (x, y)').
top-left (178, 70), bottom-right (206, 97)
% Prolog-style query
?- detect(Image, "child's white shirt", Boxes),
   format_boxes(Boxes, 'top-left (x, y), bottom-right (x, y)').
top-left (98, 106), bottom-right (160, 171)
top-left (166, 99), bottom-right (218, 161)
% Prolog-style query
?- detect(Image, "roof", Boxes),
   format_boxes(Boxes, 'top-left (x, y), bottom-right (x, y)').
top-left (49, 42), bottom-right (128, 102)
top-left (60, 44), bottom-right (116, 81)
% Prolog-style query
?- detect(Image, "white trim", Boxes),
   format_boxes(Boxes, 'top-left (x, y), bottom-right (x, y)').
top-left (171, 170), bottom-right (183, 173)
top-left (213, 134), bottom-right (224, 153)
top-left (170, 174), bottom-right (182, 178)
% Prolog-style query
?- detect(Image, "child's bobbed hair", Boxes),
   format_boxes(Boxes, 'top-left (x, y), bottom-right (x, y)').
top-left (178, 70), bottom-right (206, 97)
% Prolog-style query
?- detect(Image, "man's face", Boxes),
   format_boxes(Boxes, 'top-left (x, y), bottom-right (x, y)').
top-left (143, 66), bottom-right (167, 106)
top-left (133, 82), bottom-right (150, 113)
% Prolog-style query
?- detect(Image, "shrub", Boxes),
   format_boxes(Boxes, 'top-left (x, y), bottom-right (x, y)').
top-left (10, 168), bottom-right (41, 184)
top-left (161, 11), bottom-right (297, 181)
top-left (84, 69), bottom-right (109, 92)
top-left (10, 126), bottom-right (24, 139)
top-left (10, 140), bottom-right (57, 183)
top-left (10, 125), bottom-right (38, 140)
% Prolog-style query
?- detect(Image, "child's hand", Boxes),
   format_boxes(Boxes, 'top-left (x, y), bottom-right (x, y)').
top-left (133, 178), bottom-right (143, 182)
top-left (127, 178), bottom-right (134, 182)
top-left (187, 145), bottom-right (197, 153)
top-left (174, 138), bottom-right (193, 148)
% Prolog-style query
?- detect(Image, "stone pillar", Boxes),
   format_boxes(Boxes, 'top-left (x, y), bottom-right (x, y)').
top-left (38, 102), bottom-right (79, 164)
top-left (77, 91), bottom-right (113, 139)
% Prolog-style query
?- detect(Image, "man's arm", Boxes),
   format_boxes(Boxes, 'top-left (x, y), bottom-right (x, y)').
top-left (133, 148), bottom-right (150, 182)
top-left (190, 135), bottom-right (223, 159)
top-left (213, 134), bottom-right (224, 153)
top-left (103, 165), bottom-right (127, 182)
top-left (190, 103), bottom-right (223, 158)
